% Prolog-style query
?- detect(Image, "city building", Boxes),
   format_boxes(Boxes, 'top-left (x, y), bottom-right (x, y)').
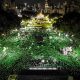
top-left (3, 0), bottom-right (16, 10)
top-left (2, 0), bottom-right (80, 16)
top-left (63, 0), bottom-right (80, 13)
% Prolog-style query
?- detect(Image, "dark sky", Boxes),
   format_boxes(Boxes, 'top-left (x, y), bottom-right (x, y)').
top-left (15, 0), bottom-right (64, 5)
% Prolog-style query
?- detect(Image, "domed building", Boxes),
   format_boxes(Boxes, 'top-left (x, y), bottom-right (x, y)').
top-left (30, 11), bottom-right (53, 28)
top-left (21, 11), bottom-right (53, 29)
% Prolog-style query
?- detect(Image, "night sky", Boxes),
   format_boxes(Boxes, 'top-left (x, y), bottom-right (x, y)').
top-left (15, 0), bottom-right (64, 5)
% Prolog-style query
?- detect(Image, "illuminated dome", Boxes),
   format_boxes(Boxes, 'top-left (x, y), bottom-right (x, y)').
top-left (36, 12), bottom-right (45, 19)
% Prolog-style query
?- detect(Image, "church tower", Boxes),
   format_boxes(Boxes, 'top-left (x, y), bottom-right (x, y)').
top-left (45, 0), bottom-right (49, 9)
top-left (44, 0), bottom-right (49, 13)
top-left (44, 0), bottom-right (52, 13)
